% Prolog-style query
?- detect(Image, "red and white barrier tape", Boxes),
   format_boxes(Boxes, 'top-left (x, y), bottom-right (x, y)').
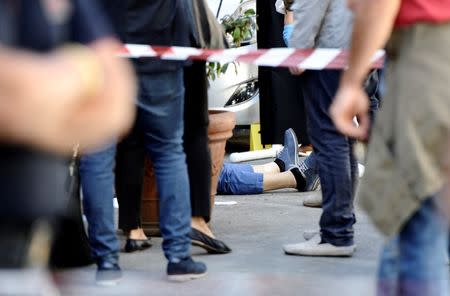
top-left (119, 44), bottom-right (385, 70)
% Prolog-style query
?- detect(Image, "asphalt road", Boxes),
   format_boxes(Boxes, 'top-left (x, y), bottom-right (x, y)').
top-left (55, 163), bottom-right (386, 295)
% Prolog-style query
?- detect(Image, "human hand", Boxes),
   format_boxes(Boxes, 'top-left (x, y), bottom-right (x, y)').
top-left (330, 83), bottom-right (369, 140)
top-left (0, 40), bottom-right (135, 154)
top-left (62, 39), bottom-right (136, 153)
top-left (347, 0), bottom-right (361, 12)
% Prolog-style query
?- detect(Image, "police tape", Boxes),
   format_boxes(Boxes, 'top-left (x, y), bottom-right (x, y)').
top-left (119, 44), bottom-right (385, 70)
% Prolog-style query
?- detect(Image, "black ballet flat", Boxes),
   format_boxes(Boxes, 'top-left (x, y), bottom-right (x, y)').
top-left (124, 238), bottom-right (152, 253)
top-left (189, 228), bottom-right (232, 254)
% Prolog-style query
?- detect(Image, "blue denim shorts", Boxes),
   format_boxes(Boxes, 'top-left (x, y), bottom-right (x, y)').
top-left (217, 163), bottom-right (264, 195)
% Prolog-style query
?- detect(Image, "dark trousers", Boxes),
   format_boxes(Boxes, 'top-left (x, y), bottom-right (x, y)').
top-left (0, 147), bottom-right (67, 267)
top-left (183, 62), bottom-right (212, 221)
top-left (115, 62), bottom-right (212, 230)
top-left (302, 70), bottom-right (357, 246)
top-left (0, 223), bottom-right (33, 267)
top-left (115, 121), bottom-right (145, 232)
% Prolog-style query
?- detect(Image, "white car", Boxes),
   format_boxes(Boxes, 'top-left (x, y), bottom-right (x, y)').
top-left (206, 0), bottom-right (260, 126)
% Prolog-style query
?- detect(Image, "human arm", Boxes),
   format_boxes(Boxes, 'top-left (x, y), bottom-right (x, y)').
top-left (283, 11), bottom-right (294, 47)
top-left (330, 0), bottom-right (401, 139)
top-left (285, 11), bottom-right (294, 25)
top-left (0, 38), bottom-right (136, 154)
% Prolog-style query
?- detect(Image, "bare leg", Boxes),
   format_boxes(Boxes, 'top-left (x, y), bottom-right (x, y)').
top-left (191, 216), bottom-right (215, 238)
top-left (128, 228), bottom-right (148, 240)
top-left (263, 171), bottom-right (297, 192)
top-left (252, 162), bottom-right (280, 174)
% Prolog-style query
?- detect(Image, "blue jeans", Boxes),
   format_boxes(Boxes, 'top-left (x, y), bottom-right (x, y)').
top-left (378, 196), bottom-right (449, 296)
top-left (80, 144), bottom-right (119, 263)
top-left (301, 70), bottom-right (357, 246)
top-left (136, 70), bottom-right (191, 262)
top-left (217, 163), bottom-right (264, 195)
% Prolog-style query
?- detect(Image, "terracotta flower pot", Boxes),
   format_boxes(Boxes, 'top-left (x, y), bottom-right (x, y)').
top-left (207, 110), bottom-right (236, 207)
top-left (140, 110), bottom-right (236, 235)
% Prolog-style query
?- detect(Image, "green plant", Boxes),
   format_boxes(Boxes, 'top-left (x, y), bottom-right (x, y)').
top-left (221, 8), bottom-right (256, 47)
top-left (207, 7), bottom-right (257, 81)
top-left (207, 62), bottom-right (238, 82)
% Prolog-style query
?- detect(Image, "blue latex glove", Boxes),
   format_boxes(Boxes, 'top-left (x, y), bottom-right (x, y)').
top-left (283, 24), bottom-right (294, 47)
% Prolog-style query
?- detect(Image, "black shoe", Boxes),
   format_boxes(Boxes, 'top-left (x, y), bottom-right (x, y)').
top-left (124, 238), bottom-right (152, 253)
top-left (167, 257), bottom-right (207, 282)
top-left (189, 228), bottom-right (232, 254)
top-left (96, 259), bottom-right (122, 286)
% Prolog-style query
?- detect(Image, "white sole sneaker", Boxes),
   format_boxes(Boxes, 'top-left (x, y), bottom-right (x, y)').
top-left (302, 194), bottom-right (322, 208)
top-left (167, 272), bottom-right (207, 282)
top-left (96, 279), bottom-right (119, 287)
top-left (283, 234), bottom-right (355, 257)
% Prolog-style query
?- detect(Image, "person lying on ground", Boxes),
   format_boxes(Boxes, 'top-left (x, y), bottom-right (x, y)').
top-left (217, 129), bottom-right (320, 195)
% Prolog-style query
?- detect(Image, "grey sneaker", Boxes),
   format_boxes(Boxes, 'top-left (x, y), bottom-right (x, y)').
top-left (283, 234), bottom-right (356, 257)
top-left (303, 194), bottom-right (322, 208)
top-left (297, 156), bottom-right (321, 192)
top-left (275, 128), bottom-right (299, 172)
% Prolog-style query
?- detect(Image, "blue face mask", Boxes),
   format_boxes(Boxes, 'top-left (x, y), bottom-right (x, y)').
top-left (283, 24), bottom-right (294, 47)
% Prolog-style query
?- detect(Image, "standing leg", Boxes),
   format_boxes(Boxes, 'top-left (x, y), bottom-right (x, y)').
top-left (135, 71), bottom-right (188, 257)
top-left (79, 144), bottom-right (121, 284)
top-left (398, 197), bottom-right (448, 296)
top-left (377, 237), bottom-right (400, 296)
top-left (136, 70), bottom-right (206, 280)
top-left (305, 70), bottom-right (356, 247)
top-left (377, 196), bottom-right (449, 296)
top-left (183, 62), bottom-right (232, 254)
top-left (283, 70), bottom-right (356, 256)
top-left (115, 121), bottom-right (151, 252)
top-left (183, 62), bottom-right (211, 222)
top-left (115, 122), bottom-right (145, 234)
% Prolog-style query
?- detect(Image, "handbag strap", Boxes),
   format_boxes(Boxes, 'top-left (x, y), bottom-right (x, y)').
top-left (69, 143), bottom-right (79, 177)
top-left (191, 0), bottom-right (228, 49)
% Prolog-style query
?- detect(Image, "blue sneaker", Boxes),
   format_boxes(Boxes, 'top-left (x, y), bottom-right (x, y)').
top-left (167, 257), bottom-right (207, 282)
top-left (305, 174), bottom-right (321, 192)
top-left (298, 153), bottom-right (321, 192)
top-left (275, 128), bottom-right (299, 172)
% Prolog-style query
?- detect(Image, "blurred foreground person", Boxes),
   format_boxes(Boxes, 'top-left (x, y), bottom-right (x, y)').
top-left (331, 0), bottom-right (450, 295)
top-left (0, 0), bottom-right (134, 281)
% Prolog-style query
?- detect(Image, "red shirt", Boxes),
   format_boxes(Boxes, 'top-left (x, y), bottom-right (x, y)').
top-left (396, 0), bottom-right (450, 27)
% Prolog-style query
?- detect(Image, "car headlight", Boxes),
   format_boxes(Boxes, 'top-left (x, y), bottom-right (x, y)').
top-left (224, 78), bottom-right (259, 107)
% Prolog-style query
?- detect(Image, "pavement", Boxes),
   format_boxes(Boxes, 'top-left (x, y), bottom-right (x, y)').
top-left (52, 158), bottom-right (385, 296)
